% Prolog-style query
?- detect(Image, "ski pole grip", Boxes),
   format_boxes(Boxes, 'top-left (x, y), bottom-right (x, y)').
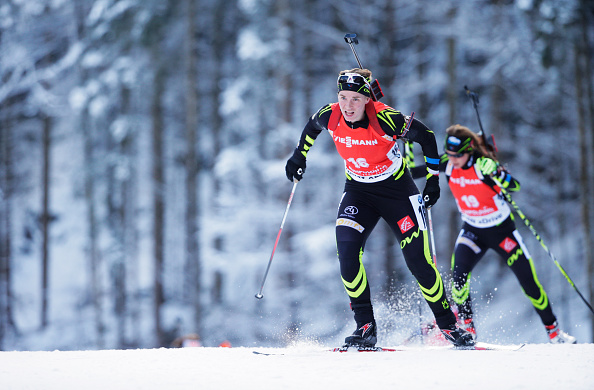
top-left (423, 194), bottom-right (432, 210)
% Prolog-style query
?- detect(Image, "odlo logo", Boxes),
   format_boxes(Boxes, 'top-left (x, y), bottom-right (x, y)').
top-left (344, 206), bottom-right (358, 215)
top-left (398, 215), bottom-right (415, 234)
top-left (499, 237), bottom-right (517, 253)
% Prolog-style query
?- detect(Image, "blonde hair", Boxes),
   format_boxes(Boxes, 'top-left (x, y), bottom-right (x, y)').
top-left (445, 124), bottom-right (497, 161)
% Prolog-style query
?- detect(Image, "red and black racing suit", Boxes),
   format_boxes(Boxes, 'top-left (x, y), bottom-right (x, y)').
top-left (292, 101), bottom-right (458, 329)
top-left (414, 153), bottom-right (557, 327)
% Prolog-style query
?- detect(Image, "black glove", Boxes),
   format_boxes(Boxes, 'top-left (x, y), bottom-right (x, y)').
top-left (285, 150), bottom-right (306, 182)
top-left (422, 174), bottom-right (440, 208)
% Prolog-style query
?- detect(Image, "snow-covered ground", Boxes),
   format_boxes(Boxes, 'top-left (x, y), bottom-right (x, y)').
top-left (0, 343), bottom-right (592, 389)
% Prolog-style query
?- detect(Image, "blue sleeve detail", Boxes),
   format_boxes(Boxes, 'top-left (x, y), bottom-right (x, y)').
top-left (425, 157), bottom-right (440, 165)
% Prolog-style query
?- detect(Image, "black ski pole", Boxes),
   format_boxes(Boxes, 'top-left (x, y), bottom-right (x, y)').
top-left (491, 176), bottom-right (594, 315)
top-left (344, 33), bottom-right (384, 101)
top-left (423, 195), bottom-right (437, 265)
top-left (255, 178), bottom-right (299, 299)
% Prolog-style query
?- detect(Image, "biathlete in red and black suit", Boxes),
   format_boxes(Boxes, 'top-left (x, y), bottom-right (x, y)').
top-left (411, 124), bottom-right (576, 344)
top-left (284, 68), bottom-right (474, 348)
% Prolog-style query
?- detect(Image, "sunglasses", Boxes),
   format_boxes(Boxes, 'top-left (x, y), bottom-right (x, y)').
top-left (446, 152), bottom-right (467, 158)
top-left (337, 73), bottom-right (371, 89)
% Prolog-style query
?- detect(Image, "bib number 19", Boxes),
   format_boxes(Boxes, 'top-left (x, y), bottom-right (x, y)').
top-left (461, 195), bottom-right (479, 208)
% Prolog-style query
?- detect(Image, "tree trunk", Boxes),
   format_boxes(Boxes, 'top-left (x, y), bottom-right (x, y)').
top-left (184, 0), bottom-right (202, 337)
top-left (40, 114), bottom-right (52, 329)
top-left (126, 118), bottom-right (141, 349)
top-left (122, 85), bottom-right (140, 348)
top-left (574, 34), bottom-right (593, 343)
top-left (0, 121), bottom-right (8, 349)
top-left (276, 0), bottom-right (293, 126)
top-left (0, 106), bottom-right (17, 347)
top-left (211, 0), bottom-right (225, 159)
top-left (578, 0), bottom-right (594, 342)
top-left (109, 84), bottom-right (135, 349)
top-left (82, 108), bottom-right (104, 348)
top-left (73, 0), bottom-right (104, 349)
top-left (152, 64), bottom-right (166, 347)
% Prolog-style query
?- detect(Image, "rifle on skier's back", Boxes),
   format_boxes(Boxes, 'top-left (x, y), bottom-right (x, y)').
top-left (464, 86), bottom-right (497, 156)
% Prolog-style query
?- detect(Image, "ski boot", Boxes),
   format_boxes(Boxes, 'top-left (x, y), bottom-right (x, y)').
top-left (459, 318), bottom-right (477, 341)
top-left (344, 321), bottom-right (377, 347)
top-left (440, 323), bottom-right (475, 347)
top-left (545, 321), bottom-right (577, 344)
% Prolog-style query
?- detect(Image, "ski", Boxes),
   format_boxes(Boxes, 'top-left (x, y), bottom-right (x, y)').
top-left (330, 345), bottom-right (403, 352)
top-left (330, 342), bottom-right (525, 352)
top-left (253, 342), bottom-right (526, 356)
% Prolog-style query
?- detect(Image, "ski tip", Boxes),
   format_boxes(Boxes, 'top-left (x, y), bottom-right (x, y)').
top-left (253, 350), bottom-right (285, 356)
top-left (457, 342), bottom-right (527, 351)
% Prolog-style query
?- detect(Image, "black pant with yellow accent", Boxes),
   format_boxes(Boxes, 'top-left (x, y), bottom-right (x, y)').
top-left (336, 171), bottom-right (456, 329)
top-left (451, 217), bottom-right (556, 326)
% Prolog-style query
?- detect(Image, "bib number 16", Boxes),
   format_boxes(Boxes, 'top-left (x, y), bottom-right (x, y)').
top-left (347, 157), bottom-right (369, 168)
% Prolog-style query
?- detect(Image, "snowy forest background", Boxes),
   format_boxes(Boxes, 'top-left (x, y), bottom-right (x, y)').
top-left (1, 0), bottom-right (593, 351)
